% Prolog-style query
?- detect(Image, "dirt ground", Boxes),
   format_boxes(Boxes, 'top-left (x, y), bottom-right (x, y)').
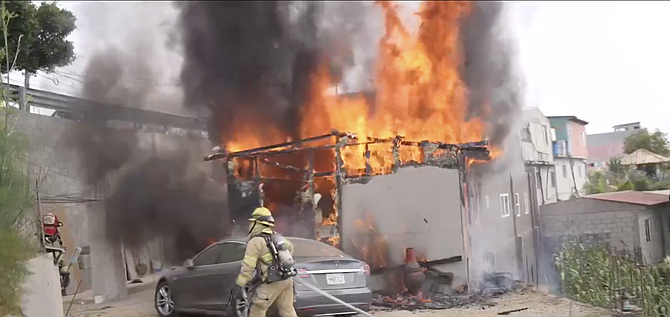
top-left (63, 288), bottom-right (612, 317)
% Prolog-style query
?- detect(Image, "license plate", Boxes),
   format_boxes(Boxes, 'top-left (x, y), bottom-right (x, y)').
top-left (325, 273), bottom-right (345, 285)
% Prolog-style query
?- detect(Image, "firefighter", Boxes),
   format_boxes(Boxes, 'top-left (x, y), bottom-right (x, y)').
top-left (234, 207), bottom-right (298, 317)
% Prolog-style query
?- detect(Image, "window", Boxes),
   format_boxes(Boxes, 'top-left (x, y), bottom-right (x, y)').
top-left (500, 193), bottom-right (510, 218)
top-left (562, 165), bottom-right (567, 178)
top-left (485, 195), bottom-right (490, 210)
top-left (219, 243), bottom-right (247, 263)
top-left (578, 165), bottom-right (582, 177)
top-left (581, 131), bottom-right (586, 145)
top-left (644, 219), bottom-right (652, 242)
top-left (536, 171), bottom-right (542, 189)
top-left (542, 125), bottom-right (549, 145)
top-left (515, 193), bottom-right (521, 217)
top-left (550, 171), bottom-right (557, 187)
top-left (193, 244), bottom-right (223, 266)
top-left (523, 193), bottom-right (530, 214)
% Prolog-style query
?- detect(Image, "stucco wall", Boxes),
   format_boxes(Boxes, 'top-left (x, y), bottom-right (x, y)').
top-left (469, 153), bottom-right (536, 284)
top-left (340, 166), bottom-right (467, 287)
top-left (636, 209), bottom-right (664, 264)
top-left (554, 157), bottom-right (588, 200)
top-left (568, 121), bottom-right (589, 158)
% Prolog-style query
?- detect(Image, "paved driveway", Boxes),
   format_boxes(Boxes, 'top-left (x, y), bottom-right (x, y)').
top-left (63, 288), bottom-right (611, 317)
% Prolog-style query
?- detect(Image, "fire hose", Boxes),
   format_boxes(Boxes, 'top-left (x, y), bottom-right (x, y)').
top-left (292, 278), bottom-right (374, 317)
top-left (234, 278), bottom-right (374, 317)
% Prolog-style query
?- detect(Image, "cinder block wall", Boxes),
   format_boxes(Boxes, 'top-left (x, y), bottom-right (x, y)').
top-left (540, 198), bottom-right (644, 251)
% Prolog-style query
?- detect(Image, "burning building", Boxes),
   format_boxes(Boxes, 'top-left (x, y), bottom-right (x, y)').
top-left (194, 0), bottom-right (534, 296)
top-left (205, 131), bottom-right (492, 291)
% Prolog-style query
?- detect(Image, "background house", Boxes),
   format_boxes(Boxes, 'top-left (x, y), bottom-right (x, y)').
top-left (587, 122), bottom-right (642, 169)
top-left (469, 124), bottom-right (541, 285)
top-left (548, 116), bottom-right (589, 200)
top-left (521, 108), bottom-right (558, 205)
top-left (621, 148), bottom-right (670, 177)
top-left (540, 190), bottom-right (670, 265)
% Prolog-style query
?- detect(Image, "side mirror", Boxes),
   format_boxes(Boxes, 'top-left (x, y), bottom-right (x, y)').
top-left (183, 259), bottom-right (194, 269)
top-left (58, 222), bottom-right (63, 227)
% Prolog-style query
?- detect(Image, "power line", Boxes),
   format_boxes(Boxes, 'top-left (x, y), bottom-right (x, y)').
top-left (51, 70), bottom-right (181, 87)
top-left (35, 72), bottom-right (79, 90)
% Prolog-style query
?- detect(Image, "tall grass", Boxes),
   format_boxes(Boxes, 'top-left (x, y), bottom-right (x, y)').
top-left (556, 241), bottom-right (670, 316)
top-left (0, 3), bottom-right (37, 316)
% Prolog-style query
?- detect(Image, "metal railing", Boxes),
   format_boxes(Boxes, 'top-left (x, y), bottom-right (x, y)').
top-left (2, 83), bottom-right (208, 136)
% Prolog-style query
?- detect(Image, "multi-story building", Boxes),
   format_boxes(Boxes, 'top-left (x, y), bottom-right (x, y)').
top-left (521, 108), bottom-right (558, 205)
top-left (587, 122), bottom-right (642, 169)
top-left (547, 116), bottom-right (590, 200)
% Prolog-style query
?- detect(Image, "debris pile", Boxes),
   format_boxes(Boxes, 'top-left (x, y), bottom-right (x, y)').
top-left (372, 288), bottom-right (505, 311)
top-left (371, 259), bottom-right (525, 311)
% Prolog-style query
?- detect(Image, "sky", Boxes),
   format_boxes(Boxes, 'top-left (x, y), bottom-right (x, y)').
top-left (9, 1), bottom-right (670, 135)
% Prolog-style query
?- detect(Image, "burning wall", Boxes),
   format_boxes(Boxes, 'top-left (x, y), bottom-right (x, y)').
top-left (340, 166), bottom-right (468, 290)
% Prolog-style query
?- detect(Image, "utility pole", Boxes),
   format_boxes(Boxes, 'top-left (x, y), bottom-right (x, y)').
top-left (23, 71), bottom-right (30, 112)
top-left (89, 201), bottom-right (128, 303)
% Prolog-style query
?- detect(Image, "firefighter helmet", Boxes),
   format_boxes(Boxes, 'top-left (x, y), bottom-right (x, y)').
top-left (248, 207), bottom-right (275, 227)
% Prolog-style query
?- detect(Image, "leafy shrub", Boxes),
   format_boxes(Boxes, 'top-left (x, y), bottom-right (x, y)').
top-left (0, 109), bottom-right (35, 317)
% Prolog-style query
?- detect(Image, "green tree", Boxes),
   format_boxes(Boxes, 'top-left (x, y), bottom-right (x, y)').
top-left (0, 3), bottom-right (40, 316)
top-left (0, 1), bottom-right (76, 82)
top-left (608, 156), bottom-right (625, 176)
top-left (584, 170), bottom-right (609, 195)
top-left (623, 129), bottom-right (670, 157)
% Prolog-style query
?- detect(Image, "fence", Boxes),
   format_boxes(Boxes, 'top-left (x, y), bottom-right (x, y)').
top-left (554, 239), bottom-right (670, 316)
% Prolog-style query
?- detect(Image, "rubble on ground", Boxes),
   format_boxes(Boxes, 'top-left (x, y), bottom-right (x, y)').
top-left (371, 270), bottom-right (524, 311)
top-left (372, 289), bottom-right (505, 311)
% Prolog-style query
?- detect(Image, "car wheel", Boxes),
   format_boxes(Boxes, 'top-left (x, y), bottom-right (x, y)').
top-left (155, 281), bottom-right (178, 317)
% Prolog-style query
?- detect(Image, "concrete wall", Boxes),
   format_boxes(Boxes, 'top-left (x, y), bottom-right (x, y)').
top-left (14, 112), bottom-right (215, 294)
top-left (540, 198), bottom-right (643, 252)
top-left (554, 157), bottom-right (588, 200)
top-left (340, 166), bottom-right (467, 287)
top-left (20, 254), bottom-right (64, 317)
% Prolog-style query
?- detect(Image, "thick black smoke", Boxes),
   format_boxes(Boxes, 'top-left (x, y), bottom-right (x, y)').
top-left (461, 1), bottom-right (523, 147)
top-left (177, 1), bottom-right (521, 148)
top-left (64, 3), bottom-right (229, 264)
top-left (176, 1), bottom-right (372, 144)
top-left (105, 154), bottom-right (228, 263)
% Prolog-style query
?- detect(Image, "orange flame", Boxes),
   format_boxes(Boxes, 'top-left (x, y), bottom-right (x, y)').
top-left (224, 1), bottom-right (497, 170)
top-left (224, 1), bottom-right (499, 247)
top-left (350, 213), bottom-right (389, 269)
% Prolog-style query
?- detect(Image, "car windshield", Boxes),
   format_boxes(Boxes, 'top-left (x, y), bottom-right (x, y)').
top-left (291, 239), bottom-right (346, 258)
